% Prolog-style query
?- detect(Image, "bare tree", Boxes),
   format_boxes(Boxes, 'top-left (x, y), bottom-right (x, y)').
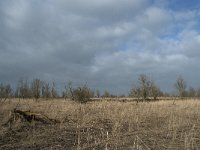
top-left (67, 82), bottom-right (74, 100)
top-left (150, 81), bottom-right (161, 101)
top-left (62, 85), bottom-right (67, 99)
top-left (129, 85), bottom-right (141, 103)
top-left (175, 76), bottom-right (187, 98)
top-left (31, 78), bottom-right (42, 101)
top-left (138, 74), bottom-right (151, 101)
top-left (0, 83), bottom-right (12, 102)
top-left (51, 82), bottom-right (58, 99)
top-left (41, 81), bottom-right (51, 99)
top-left (130, 74), bottom-right (161, 102)
top-left (16, 79), bottom-right (31, 98)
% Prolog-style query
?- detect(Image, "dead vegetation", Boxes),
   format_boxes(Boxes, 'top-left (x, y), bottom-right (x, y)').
top-left (0, 99), bottom-right (200, 149)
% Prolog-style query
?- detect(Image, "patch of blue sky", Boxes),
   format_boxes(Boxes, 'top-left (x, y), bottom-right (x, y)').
top-left (167, 0), bottom-right (200, 11)
top-left (192, 19), bottom-right (200, 33)
top-left (159, 25), bottom-right (183, 41)
top-left (117, 41), bottom-right (142, 52)
top-left (159, 18), bottom-right (200, 41)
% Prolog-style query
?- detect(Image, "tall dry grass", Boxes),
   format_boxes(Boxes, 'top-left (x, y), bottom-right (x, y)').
top-left (0, 98), bottom-right (200, 149)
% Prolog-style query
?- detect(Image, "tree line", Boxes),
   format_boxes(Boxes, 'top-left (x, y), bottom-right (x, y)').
top-left (0, 79), bottom-right (58, 101)
top-left (1, 75), bottom-right (200, 103)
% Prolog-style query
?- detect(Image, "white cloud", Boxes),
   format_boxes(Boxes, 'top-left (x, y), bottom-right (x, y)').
top-left (0, 0), bottom-right (200, 94)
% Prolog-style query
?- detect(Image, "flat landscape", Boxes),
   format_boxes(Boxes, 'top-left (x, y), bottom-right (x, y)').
top-left (0, 99), bottom-right (200, 150)
top-left (1, 0), bottom-right (200, 150)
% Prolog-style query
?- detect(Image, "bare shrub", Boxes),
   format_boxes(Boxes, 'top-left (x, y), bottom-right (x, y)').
top-left (67, 83), bottom-right (93, 103)
top-left (149, 81), bottom-right (161, 101)
top-left (130, 74), bottom-right (161, 102)
top-left (103, 90), bottom-right (110, 98)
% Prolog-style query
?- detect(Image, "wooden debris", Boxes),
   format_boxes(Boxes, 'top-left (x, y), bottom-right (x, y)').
top-left (12, 108), bottom-right (60, 124)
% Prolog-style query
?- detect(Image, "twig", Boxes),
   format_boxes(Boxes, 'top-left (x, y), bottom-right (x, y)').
top-left (136, 135), bottom-right (151, 150)
top-left (74, 130), bottom-right (151, 150)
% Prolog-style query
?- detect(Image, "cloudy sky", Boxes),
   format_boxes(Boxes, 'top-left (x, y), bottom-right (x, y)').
top-left (1, 0), bottom-right (200, 95)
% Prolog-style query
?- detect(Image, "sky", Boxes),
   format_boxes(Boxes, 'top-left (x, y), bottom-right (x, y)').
top-left (1, 0), bottom-right (200, 95)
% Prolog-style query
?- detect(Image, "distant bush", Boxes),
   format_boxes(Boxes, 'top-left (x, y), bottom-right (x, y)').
top-left (129, 74), bottom-right (161, 102)
top-left (67, 83), bottom-right (93, 103)
top-left (102, 90), bottom-right (110, 98)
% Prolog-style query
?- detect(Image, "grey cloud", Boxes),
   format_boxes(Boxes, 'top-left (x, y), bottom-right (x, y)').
top-left (57, 0), bottom-right (148, 21)
top-left (0, 0), bottom-right (200, 94)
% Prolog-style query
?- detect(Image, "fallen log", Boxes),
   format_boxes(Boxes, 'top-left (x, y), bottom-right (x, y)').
top-left (13, 108), bottom-right (60, 124)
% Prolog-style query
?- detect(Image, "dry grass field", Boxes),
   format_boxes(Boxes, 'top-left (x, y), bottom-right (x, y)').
top-left (0, 99), bottom-right (200, 149)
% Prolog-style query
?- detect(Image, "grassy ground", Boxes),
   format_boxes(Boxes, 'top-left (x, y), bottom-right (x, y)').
top-left (0, 98), bottom-right (200, 149)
